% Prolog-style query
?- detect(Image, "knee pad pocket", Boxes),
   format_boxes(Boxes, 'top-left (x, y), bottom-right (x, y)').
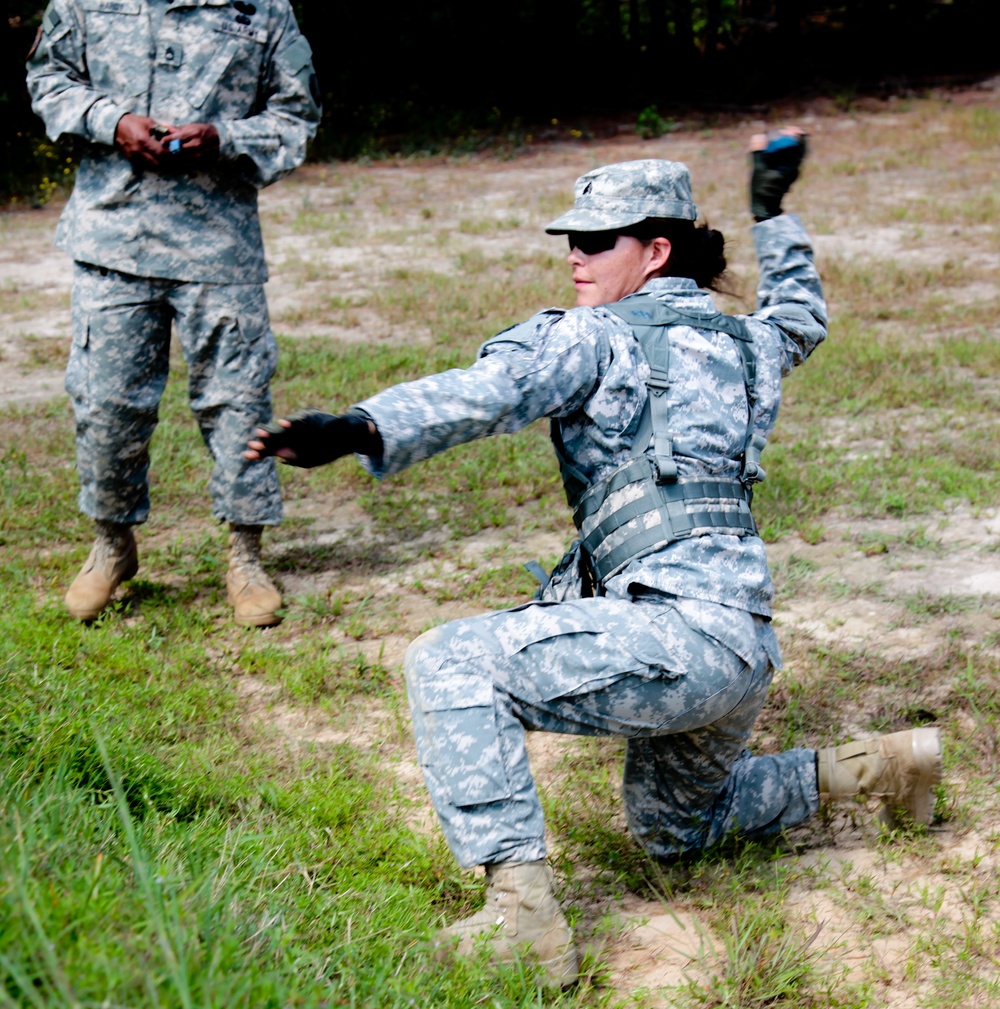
top-left (413, 672), bottom-right (514, 807)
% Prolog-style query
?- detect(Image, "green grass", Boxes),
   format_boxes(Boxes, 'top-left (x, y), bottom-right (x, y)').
top-left (0, 617), bottom-right (598, 1007)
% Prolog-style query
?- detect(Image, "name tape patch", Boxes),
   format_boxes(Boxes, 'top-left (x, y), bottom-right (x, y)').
top-left (80, 0), bottom-right (141, 13)
top-left (216, 20), bottom-right (267, 43)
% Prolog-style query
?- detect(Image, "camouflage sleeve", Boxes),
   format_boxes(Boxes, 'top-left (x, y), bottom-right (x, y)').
top-left (25, 0), bottom-right (126, 146)
top-left (214, 0), bottom-right (321, 188)
top-left (748, 213), bottom-right (828, 374)
top-left (352, 310), bottom-right (609, 479)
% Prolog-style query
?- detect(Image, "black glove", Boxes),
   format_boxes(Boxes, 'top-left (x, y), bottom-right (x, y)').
top-left (750, 132), bottom-right (807, 222)
top-left (254, 409), bottom-right (382, 468)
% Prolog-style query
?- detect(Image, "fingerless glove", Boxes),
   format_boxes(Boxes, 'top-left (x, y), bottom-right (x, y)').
top-left (257, 409), bottom-right (382, 468)
top-left (750, 133), bottom-right (807, 222)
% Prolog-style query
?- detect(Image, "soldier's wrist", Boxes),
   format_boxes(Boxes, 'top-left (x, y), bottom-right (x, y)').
top-left (88, 100), bottom-right (130, 148)
top-left (213, 122), bottom-right (236, 160)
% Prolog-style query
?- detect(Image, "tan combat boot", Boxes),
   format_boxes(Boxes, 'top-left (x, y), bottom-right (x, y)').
top-left (436, 860), bottom-right (579, 988)
top-left (817, 727), bottom-right (942, 827)
top-left (65, 520), bottom-right (138, 621)
top-left (226, 523), bottom-right (282, 627)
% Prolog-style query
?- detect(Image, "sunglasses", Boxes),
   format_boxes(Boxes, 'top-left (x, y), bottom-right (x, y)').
top-left (567, 231), bottom-right (620, 255)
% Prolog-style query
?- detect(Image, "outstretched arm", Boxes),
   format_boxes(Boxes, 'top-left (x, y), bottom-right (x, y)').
top-left (245, 411), bottom-right (382, 467)
top-left (245, 309), bottom-right (609, 477)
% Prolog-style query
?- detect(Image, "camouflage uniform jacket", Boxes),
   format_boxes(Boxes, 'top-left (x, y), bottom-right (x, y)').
top-left (356, 214), bottom-right (826, 634)
top-left (26, 0), bottom-right (320, 284)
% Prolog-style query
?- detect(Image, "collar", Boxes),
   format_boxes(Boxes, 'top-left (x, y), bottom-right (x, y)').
top-left (640, 277), bottom-right (701, 294)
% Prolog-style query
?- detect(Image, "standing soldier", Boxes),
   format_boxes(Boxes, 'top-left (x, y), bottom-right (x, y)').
top-left (26, 0), bottom-right (321, 625)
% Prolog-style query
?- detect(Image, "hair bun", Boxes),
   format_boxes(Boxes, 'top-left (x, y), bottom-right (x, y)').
top-left (692, 226), bottom-right (727, 289)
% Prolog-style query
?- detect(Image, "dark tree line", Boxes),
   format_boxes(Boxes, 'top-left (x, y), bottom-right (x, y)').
top-left (3, 0), bottom-right (998, 195)
top-left (296, 0), bottom-right (998, 151)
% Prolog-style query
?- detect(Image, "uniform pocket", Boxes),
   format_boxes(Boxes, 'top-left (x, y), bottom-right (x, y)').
top-left (194, 293), bottom-right (277, 409)
top-left (81, 3), bottom-right (146, 97)
top-left (414, 672), bottom-right (513, 807)
top-left (579, 324), bottom-right (646, 436)
top-left (581, 377), bottom-right (642, 438)
top-left (65, 314), bottom-right (91, 403)
top-left (478, 318), bottom-right (549, 382)
top-left (186, 22), bottom-right (266, 113)
top-left (491, 598), bottom-right (681, 703)
top-left (230, 312), bottom-right (278, 397)
top-left (187, 40), bottom-right (237, 110)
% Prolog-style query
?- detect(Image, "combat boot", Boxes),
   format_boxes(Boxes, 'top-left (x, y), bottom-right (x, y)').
top-left (65, 520), bottom-right (138, 621)
top-left (817, 727), bottom-right (942, 827)
top-left (436, 860), bottom-right (579, 988)
top-left (226, 523), bottom-right (282, 627)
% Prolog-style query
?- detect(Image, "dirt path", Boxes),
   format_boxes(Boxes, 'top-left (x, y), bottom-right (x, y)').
top-left (4, 78), bottom-right (999, 1005)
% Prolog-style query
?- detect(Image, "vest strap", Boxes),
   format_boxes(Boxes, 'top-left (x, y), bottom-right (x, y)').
top-left (605, 297), bottom-right (766, 487)
top-left (551, 296), bottom-right (765, 587)
top-left (574, 458), bottom-right (756, 584)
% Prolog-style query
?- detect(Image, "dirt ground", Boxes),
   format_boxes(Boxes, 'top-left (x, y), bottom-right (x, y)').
top-left (3, 78), bottom-right (999, 1005)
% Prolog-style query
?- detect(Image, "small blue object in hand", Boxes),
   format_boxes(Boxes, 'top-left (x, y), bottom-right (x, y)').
top-left (764, 134), bottom-right (801, 154)
top-left (750, 129), bottom-right (807, 222)
top-left (168, 138), bottom-right (182, 154)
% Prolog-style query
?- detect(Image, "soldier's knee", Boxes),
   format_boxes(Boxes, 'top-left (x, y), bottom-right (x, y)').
top-left (404, 626), bottom-right (444, 686)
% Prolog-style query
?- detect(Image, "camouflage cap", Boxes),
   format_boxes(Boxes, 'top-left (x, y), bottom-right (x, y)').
top-left (545, 159), bottom-right (698, 233)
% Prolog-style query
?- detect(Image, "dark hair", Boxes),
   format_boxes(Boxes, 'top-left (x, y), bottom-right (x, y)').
top-left (618, 218), bottom-right (729, 292)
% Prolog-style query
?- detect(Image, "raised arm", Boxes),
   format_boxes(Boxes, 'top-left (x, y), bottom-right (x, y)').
top-left (746, 129), bottom-right (827, 374)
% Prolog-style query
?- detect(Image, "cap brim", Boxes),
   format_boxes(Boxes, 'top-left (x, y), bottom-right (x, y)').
top-left (544, 207), bottom-right (651, 235)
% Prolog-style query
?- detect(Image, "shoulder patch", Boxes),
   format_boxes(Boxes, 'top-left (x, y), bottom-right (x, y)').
top-left (41, 4), bottom-right (61, 34)
top-left (280, 34), bottom-right (313, 73)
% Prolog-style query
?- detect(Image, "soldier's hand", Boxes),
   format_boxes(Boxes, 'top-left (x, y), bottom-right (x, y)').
top-left (749, 127), bottom-right (807, 222)
top-left (244, 409), bottom-right (383, 469)
top-left (160, 122), bottom-right (221, 167)
top-left (114, 114), bottom-right (168, 168)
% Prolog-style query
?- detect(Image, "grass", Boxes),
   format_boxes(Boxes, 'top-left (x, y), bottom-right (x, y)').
top-left (0, 625), bottom-right (590, 1007)
top-left (645, 848), bottom-right (863, 1008)
top-left (679, 906), bottom-right (829, 1007)
top-left (2, 88), bottom-right (1000, 1006)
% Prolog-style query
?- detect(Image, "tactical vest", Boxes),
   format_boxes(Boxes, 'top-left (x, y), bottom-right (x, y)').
top-left (553, 295), bottom-right (766, 586)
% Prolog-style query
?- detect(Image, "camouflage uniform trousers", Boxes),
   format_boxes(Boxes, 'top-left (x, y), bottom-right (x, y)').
top-left (404, 595), bottom-right (818, 868)
top-left (67, 262), bottom-right (282, 526)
